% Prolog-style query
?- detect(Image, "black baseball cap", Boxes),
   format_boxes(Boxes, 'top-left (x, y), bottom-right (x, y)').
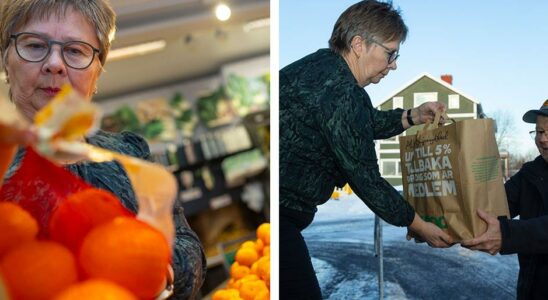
top-left (523, 99), bottom-right (548, 123)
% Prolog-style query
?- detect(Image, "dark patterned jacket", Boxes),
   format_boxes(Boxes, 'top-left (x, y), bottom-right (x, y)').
top-left (500, 156), bottom-right (548, 299)
top-left (6, 130), bottom-right (206, 299)
top-left (279, 48), bottom-right (415, 227)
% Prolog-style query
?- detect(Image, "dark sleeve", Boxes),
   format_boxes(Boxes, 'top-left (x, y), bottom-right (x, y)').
top-left (503, 169), bottom-right (521, 218)
top-left (171, 202), bottom-right (207, 299)
top-left (500, 216), bottom-right (548, 254)
top-left (317, 88), bottom-right (415, 227)
top-left (370, 108), bottom-right (406, 140)
top-left (500, 169), bottom-right (548, 254)
top-left (119, 131), bottom-right (151, 159)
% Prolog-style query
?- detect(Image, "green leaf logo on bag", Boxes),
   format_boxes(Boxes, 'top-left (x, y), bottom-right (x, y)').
top-left (471, 156), bottom-right (500, 182)
top-left (421, 214), bottom-right (448, 229)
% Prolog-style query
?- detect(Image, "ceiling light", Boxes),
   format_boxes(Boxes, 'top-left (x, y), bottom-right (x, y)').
top-left (215, 3), bottom-right (231, 21)
top-left (243, 17), bottom-right (270, 32)
top-left (107, 40), bottom-right (167, 62)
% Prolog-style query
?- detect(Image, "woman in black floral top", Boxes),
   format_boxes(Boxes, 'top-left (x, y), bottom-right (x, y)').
top-left (280, 1), bottom-right (451, 298)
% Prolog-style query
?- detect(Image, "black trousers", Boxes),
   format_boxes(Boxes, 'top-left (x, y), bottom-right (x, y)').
top-left (280, 206), bottom-right (322, 300)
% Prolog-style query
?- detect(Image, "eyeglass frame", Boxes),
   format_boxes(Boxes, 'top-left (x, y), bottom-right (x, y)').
top-left (529, 129), bottom-right (548, 139)
top-left (9, 32), bottom-right (101, 70)
top-left (365, 36), bottom-right (400, 64)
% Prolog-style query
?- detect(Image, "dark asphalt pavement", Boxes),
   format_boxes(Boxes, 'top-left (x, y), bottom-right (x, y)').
top-left (302, 197), bottom-right (519, 300)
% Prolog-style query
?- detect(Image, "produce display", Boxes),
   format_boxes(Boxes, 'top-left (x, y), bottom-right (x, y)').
top-left (225, 73), bottom-right (269, 117)
top-left (212, 223), bottom-right (270, 300)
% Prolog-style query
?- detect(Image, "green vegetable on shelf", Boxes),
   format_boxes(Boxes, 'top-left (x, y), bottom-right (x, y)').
top-left (197, 86), bottom-right (230, 126)
top-left (142, 119), bottom-right (164, 139)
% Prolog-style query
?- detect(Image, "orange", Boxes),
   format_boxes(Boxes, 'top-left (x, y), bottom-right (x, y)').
top-left (49, 188), bottom-right (133, 254)
top-left (227, 278), bottom-right (237, 289)
top-left (230, 262), bottom-right (251, 280)
top-left (241, 239), bottom-right (264, 255)
top-left (0, 240), bottom-right (78, 300)
top-left (79, 217), bottom-right (170, 299)
top-left (239, 279), bottom-right (268, 300)
top-left (0, 202), bottom-right (39, 258)
top-left (256, 223), bottom-right (270, 245)
top-left (53, 279), bottom-right (137, 300)
top-left (240, 241), bottom-right (255, 249)
top-left (212, 288), bottom-right (242, 300)
top-left (232, 274), bottom-right (260, 291)
top-left (235, 247), bottom-right (259, 267)
top-left (262, 245), bottom-right (270, 257)
top-left (254, 239), bottom-right (264, 254)
top-left (250, 260), bottom-right (259, 276)
top-left (254, 289), bottom-right (270, 300)
top-left (256, 256), bottom-right (270, 283)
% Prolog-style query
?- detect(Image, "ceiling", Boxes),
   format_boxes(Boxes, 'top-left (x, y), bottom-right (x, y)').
top-left (0, 0), bottom-right (270, 101)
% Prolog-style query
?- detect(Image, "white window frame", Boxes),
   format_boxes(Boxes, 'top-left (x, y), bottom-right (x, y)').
top-left (392, 96), bottom-right (403, 109)
top-left (381, 133), bottom-right (402, 144)
top-left (380, 159), bottom-right (401, 178)
top-left (448, 94), bottom-right (460, 109)
top-left (414, 92), bottom-right (438, 107)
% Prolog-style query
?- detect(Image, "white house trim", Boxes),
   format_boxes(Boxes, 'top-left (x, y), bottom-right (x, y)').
top-left (374, 72), bottom-right (481, 108)
top-left (378, 149), bottom-right (401, 154)
top-left (447, 112), bottom-right (477, 118)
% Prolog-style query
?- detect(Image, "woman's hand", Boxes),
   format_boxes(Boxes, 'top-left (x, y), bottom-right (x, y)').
top-left (0, 125), bottom-right (37, 146)
top-left (404, 101), bottom-right (447, 128)
top-left (407, 213), bottom-right (454, 248)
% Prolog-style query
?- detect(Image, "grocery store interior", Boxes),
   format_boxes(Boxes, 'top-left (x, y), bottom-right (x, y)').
top-left (0, 0), bottom-right (270, 297)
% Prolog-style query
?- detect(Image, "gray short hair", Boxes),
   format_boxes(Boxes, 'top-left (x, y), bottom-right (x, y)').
top-left (329, 0), bottom-right (408, 55)
top-left (1, 0), bottom-right (116, 67)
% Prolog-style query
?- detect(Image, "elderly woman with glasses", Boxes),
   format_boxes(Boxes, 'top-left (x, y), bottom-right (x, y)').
top-left (0, 1), bottom-right (205, 299)
top-left (279, 1), bottom-right (453, 298)
top-left (462, 100), bottom-right (548, 300)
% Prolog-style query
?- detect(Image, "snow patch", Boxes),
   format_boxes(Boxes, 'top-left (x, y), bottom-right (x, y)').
top-left (311, 257), bottom-right (336, 288)
top-left (315, 194), bottom-right (373, 222)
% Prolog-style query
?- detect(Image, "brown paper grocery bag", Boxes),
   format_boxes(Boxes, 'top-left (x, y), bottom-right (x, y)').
top-left (399, 114), bottom-right (509, 241)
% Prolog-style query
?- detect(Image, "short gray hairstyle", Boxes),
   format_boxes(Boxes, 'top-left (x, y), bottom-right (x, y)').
top-left (0, 0), bottom-right (116, 68)
top-left (329, 0), bottom-right (408, 55)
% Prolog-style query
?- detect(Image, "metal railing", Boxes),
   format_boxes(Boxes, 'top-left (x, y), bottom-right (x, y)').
top-left (374, 215), bottom-right (384, 299)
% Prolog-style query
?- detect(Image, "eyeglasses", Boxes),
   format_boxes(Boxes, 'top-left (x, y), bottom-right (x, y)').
top-left (10, 32), bottom-right (100, 70)
top-left (367, 37), bottom-right (399, 64)
top-left (529, 129), bottom-right (548, 139)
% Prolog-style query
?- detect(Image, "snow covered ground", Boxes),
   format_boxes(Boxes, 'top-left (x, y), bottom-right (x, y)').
top-left (303, 194), bottom-right (519, 300)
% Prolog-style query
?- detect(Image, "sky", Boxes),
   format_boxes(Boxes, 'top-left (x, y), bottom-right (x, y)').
top-left (279, 0), bottom-right (548, 156)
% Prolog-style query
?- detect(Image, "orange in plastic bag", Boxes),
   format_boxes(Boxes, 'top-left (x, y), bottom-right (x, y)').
top-left (79, 217), bottom-right (170, 299)
top-left (0, 147), bottom-right (90, 237)
top-left (49, 188), bottom-right (134, 254)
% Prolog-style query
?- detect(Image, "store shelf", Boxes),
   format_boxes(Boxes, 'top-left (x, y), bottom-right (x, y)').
top-left (179, 168), bottom-right (268, 217)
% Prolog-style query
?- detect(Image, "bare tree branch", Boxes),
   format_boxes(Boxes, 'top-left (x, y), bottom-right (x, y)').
top-left (489, 110), bottom-right (516, 151)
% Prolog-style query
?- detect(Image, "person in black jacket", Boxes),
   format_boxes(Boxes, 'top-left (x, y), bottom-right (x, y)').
top-left (462, 100), bottom-right (548, 300)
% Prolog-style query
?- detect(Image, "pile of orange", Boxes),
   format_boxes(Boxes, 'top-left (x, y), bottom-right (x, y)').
top-left (0, 188), bottom-right (170, 300)
top-left (212, 222), bottom-right (270, 300)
